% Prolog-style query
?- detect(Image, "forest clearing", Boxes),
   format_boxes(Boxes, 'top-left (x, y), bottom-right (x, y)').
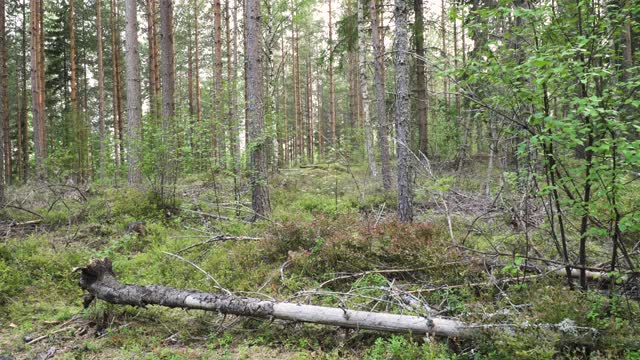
top-left (0, 0), bottom-right (639, 358)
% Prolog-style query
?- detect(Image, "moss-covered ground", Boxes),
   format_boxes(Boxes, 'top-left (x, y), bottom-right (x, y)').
top-left (1, 163), bottom-right (639, 359)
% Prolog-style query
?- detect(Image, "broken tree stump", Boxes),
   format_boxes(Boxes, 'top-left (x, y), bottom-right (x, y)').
top-left (74, 258), bottom-right (472, 337)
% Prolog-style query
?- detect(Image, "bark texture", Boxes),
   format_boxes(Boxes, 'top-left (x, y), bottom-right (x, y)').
top-left (97, 0), bottom-right (106, 178)
top-left (357, 0), bottom-right (377, 178)
top-left (394, 0), bottom-right (413, 222)
top-left (30, 0), bottom-right (46, 180)
top-left (1, 0), bottom-right (8, 186)
top-left (147, 0), bottom-right (160, 118)
top-left (414, 0), bottom-right (428, 156)
top-left (214, 0), bottom-right (224, 165)
top-left (246, 0), bottom-right (271, 218)
top-left (0, 0), bottom-right (6, 202)
top-left (124, 0), bottom-right (143, 186)
top-left (370, 0), bottom-right (391, 190)
top-left (328, 0), bottom-right (336, 151)
top-left (76, 258), bottom-right (471, 337)
top-left (110, 0), bottom-right (123, 168)
top-left (19, 0), bottom-right (28, 182)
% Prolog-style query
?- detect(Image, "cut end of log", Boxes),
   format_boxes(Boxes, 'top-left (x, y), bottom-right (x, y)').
top-left (77, 258), bottom-right (115, 289)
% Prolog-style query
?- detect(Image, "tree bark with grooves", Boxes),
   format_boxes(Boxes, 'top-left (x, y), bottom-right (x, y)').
top-left (125, 0), bottom-right (143, 186)
top-left (246, 0), bottom-right (271, 219)
top-left (394, 0), bottom-right (413, 222)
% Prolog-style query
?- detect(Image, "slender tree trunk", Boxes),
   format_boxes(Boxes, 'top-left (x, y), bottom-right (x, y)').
top-left (231, 0), bottom-right (240, 173)
top-left (394, 0), bottom-right (413, 222)
top-left (370, 0), bottom-right (391, 189)
top-left (246, 0), bottom-right (271, 218)
top-left (110, 0), bottom-right (121, 169)
top-left (306, 51), bottom-right (314, 163)
top-left (116, 29), bottom-right (125, 166)
top-left (328, 0), bottom-right (336, 151)
top-left (147, 0), bottom-right (160, 119)
top-left (453, 7), bottom-right (460, 113)
top-left (214, 0), bottom-right (224, 166)
top-left (295, 27), bottom-right (303, 161)
top-left (414, 0), bottom-right (428, 157)
top-left (226, 3), bottom-right (237, 170)
top-left (30, 0), bottom-right (46, 180)
top-left (0, 0), bottom-right (6, 201)
top-left (283, 39), bottom-right (290, 167)
top-left (316, 68), bottom-right (323, 158)
top-left (125, 0), bottom-right (143, 186)
top-left (194, 0), bottom-right (201, 124)
top-left (20, 0), bottom-right (28, 182)
top-left (348, 52), bottom-right (357, 144)
top-left (441, 0), bottom-right (448, 108)
top-left (17, 83), bottom-right (22, 183)
top-left (187, 20), bottom-right (194, 118)
top-left (70, 0), bottom-right (82, 181)
top-left (1, 39), bottom-right (8, 185)
top-left (160, 0), bottom-right (175, 193)
top-left (358, 0), bottom-right (377, 177)
top-left (38, 0), bottom-right (45, 164)
top-left (620, 0), bottom-right (633, 82)
top-left (97, 0), bottom-right (106, 179)
top-left (291, 23), bottom-right (298, 161)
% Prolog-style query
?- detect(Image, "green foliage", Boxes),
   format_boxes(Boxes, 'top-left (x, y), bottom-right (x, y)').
top-left (0, 236), bottom-right (88, 308)
top-left (365, 336), bottom-right (456, 360)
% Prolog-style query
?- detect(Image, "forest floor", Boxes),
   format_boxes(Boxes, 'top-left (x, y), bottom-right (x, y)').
top-left (0, 161), bottom-right (639, 359)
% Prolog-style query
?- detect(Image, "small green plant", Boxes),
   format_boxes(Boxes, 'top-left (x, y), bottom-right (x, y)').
top-left (365, 336), bottom-right (456, 360)
top-left (500, 256), bottom-right (525, 277)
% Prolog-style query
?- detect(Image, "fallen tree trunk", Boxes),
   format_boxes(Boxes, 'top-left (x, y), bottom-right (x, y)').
top-left (75, 258), bottom-right (472, 337)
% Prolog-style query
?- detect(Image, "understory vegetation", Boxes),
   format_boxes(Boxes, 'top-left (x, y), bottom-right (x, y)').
top-left (1, 163), bottom-right (639, 359)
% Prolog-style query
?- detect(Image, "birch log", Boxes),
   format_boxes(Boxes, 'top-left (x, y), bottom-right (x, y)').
top-left (75, 258), bottom-right (471, 338)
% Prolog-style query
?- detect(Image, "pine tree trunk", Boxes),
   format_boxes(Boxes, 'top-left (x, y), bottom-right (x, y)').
top-left (124, 0), bottom-right (143, 186)
top-left (328, 0), bottom-right (336, 151)
top-left (38, 0), bottom-right (45, 168)
top-left (357, 0), bottom-right (377, 177)
top-left (394, 0), bottom-right (413, 222)
top-left (246, 0), bottom-right (271, 218)
top-left (0, 0), bottom-right (6, 201)
top-left (147, 0), bottom-right (160, 119)
top-left (20, 0), bottom-right (28, 182)
top-left (348, 52), bottom-right (357, 144)
top-left (370, 0), bottom-right (391, 189)
top-left (441, 0), bottom-right (448, 109)
top-left (306, 51), bottom-right (314, 163)
top-left (214, 0), bottom-right (224, 166)
top-left (97, 0), bottom-right (106, 179)
top-left (160, 0), bottom-right (175, 193)
top-left (414, 0), bottom-right (428, 157)
top-left (231, 0), bottom-right (240, 174)
top-left (225, 3), bottom-right (237, 170)
top-left (295, 26), bottom-right (304, 161)
top-left (295, 27), bottom-right (303, 161)
top-left (110, 0), bottom-right (121, 169)
top-left (30, 0), bottom-right (46, 180)
top-left (283, 41), bottom-right (290, 167)
top-left (187, 20), bottom-right (194, 118)
top-left (316, 67), bottom-right (323, 159)
top-left (1, 0), bottom-right (9, 186)
top-left (194, 0), bottom-right (201, 125)
top-left (70, 0), bottom-right (84, 182)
